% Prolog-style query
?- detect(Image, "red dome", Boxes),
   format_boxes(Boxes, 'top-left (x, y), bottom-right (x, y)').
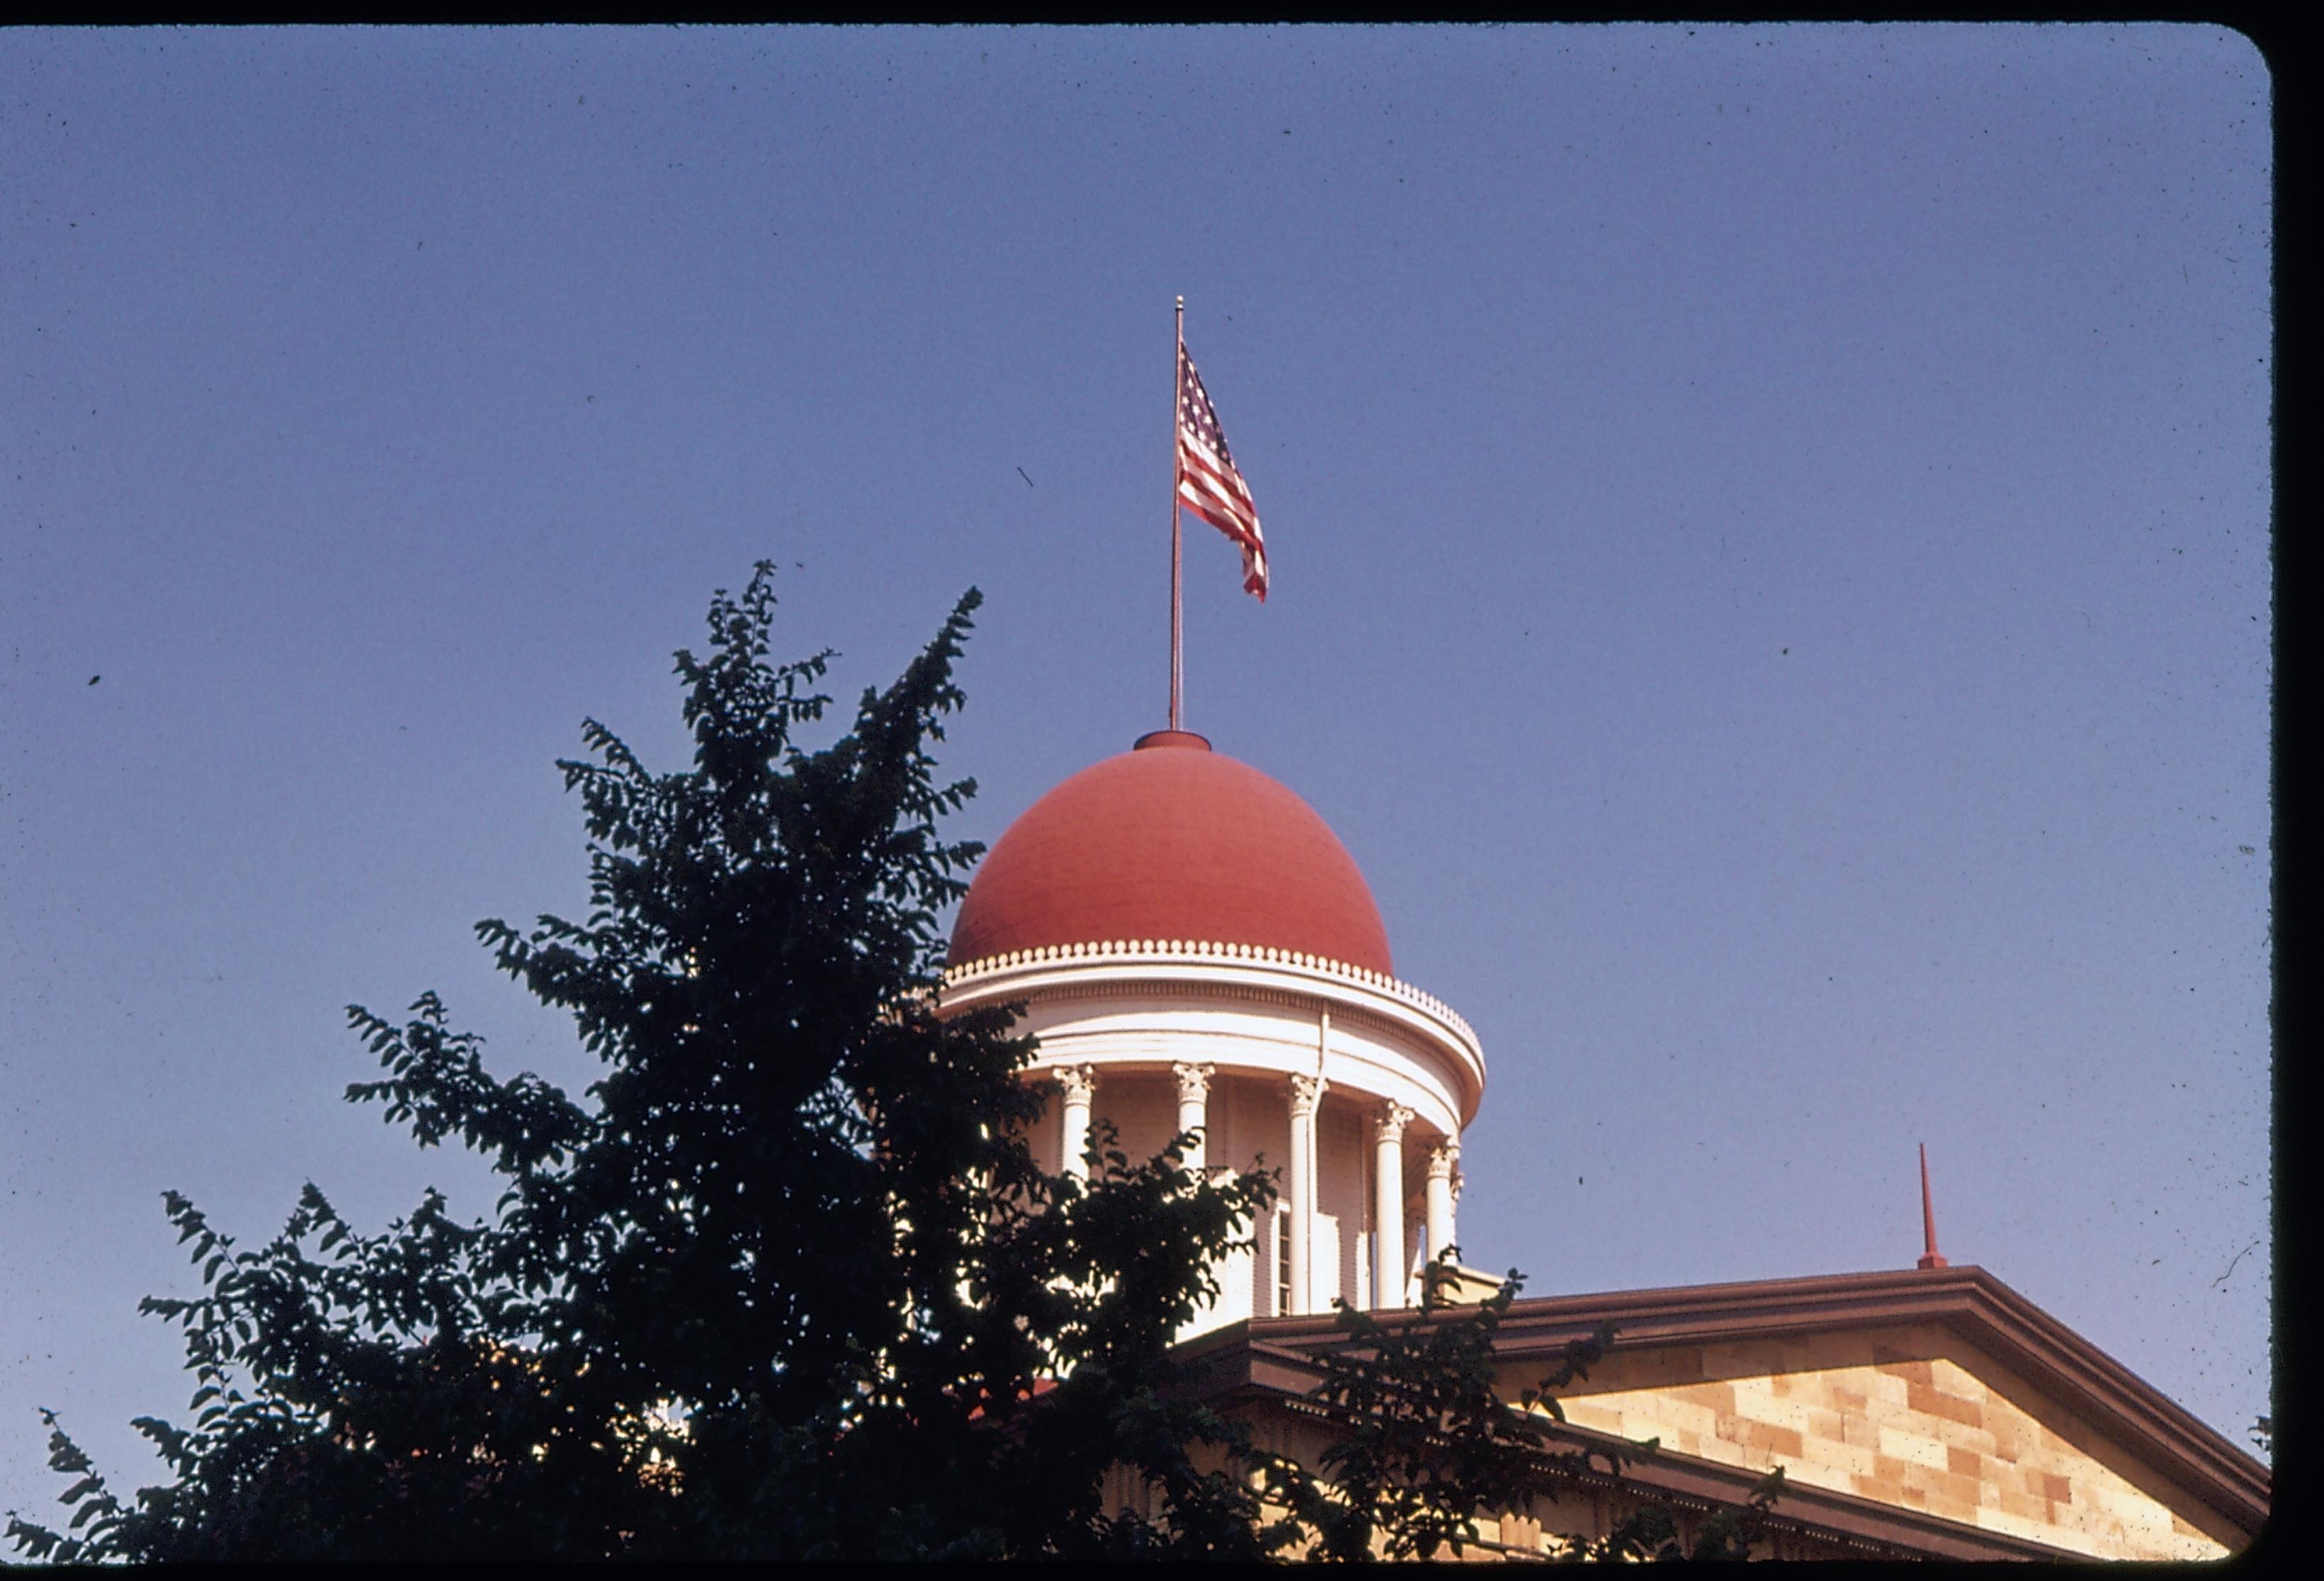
top-left (949, 732), bottom-right (1394, 976)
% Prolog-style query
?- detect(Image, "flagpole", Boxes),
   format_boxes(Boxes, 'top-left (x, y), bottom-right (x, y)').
top-left (1170, 295), bottom-right (1185, 733)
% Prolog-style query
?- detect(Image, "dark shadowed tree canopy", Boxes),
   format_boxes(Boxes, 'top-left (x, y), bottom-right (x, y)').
top-left (10, 567), bottom-right (1764, 1562)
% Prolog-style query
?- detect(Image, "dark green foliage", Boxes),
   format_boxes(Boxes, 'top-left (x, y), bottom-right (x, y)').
top-left (8, 566), bottom-right (1264, 1560)
top-left (1254, 1266), bottom-right (1621, 1560)
top-left (9, 565), bottom-right (1776, 1561)
top-left (1225, 1259), bottom-right (1784, 1561)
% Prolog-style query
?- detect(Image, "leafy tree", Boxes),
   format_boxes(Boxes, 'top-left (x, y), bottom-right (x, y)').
top-left (1247, 1259), bottom-right (1783, 1562)
top-left (10, 566), bottom-right (1774, 1561)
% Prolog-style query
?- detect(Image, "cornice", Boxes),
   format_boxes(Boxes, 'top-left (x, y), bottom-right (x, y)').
top-left (945, 939), bottom-right (1477, 1043)
top-left (939, 939), bottom-right (1486, 1112)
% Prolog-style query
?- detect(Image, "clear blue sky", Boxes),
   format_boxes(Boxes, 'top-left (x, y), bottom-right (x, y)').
top-left (1, 25), bottom-right (2271, 1517)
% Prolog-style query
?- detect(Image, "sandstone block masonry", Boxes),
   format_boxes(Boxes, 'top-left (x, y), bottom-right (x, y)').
top-left (1537, 1322), bottom-right (2238, 1560)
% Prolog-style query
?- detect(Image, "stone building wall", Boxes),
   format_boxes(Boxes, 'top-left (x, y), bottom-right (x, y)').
top-left (1529, 1321), bottom-right (2238, 1560)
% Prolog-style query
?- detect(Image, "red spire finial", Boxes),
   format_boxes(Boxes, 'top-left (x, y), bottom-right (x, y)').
top-left (1917, 1143), bottom-right (1948, 1270)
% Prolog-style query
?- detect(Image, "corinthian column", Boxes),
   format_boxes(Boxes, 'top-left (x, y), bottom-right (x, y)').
top-left (1374, 1102), bottom-right (1413, 1309)
top-left (1055, 1065), bottom-right (1096, 1182)
top-left (1287, 1073), bottom-right (1322, 1315)
top-left (1172, 1061), bottom-right (1215, 1174)
top-left (1425, 1139), bottom-right (1460, 1271)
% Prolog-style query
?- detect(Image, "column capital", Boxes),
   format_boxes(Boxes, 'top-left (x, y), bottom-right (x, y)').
top-left (1172, 1060), bottom-right (1215, 1103)
top-left (1427, 1138), bottom-right (1461, 1179)
top-left (1376, 1101), bottom-right (1414, 1145)
top-left (1288, 1071), bottom-right (1323, 1116)
top-left (1054, 1063), bottom-right (1096, 1103)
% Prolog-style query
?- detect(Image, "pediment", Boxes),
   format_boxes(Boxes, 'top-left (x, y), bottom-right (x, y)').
top-left (1198, 1264), bottom-right (2268, 1560)
top-left (1476, 1266), bottom-right (2265, 1560)
top-left (1546, 1318), bottom-right (2223, 1558)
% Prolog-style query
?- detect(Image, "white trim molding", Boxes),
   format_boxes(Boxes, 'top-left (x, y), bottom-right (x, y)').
top-left (940, 938), bottom-right (1485, 1132)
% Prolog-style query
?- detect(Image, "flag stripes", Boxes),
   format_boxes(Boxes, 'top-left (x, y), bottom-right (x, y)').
top-left (1176, 344), bottom-right (1269, 601)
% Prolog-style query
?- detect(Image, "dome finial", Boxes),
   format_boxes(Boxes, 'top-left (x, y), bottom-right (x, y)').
top-left (1134, 729), bottom-right (1212, 752)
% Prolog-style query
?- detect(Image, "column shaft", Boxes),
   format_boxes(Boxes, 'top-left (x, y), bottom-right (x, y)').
top-left (1373, 1103), bottom-right (1412, 1309)
top-left (1288, 1073), bottom-right (1322, 1315)
top-left (1172, 1062), bottom-right (1214, 1175)
top-left (1055, 1065), bottom-right (1096, 1182)
top-left (1424, 1140), bottom-right (1460, 1274)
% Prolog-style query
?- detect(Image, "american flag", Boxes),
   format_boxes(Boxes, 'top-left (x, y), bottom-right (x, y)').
top-left (1177, 344), bottom-right (1268, 601)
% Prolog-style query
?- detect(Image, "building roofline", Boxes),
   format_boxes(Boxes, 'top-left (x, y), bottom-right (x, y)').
top-left (1179, 1264), bottom-right (2268, 1538)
